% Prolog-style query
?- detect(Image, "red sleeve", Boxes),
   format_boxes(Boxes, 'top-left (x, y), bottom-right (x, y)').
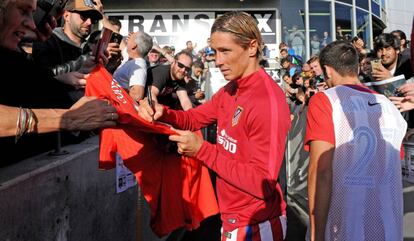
top-left (160, 91), bottom-right (221, 130)
top-left (304, 92), bottom-right (335, 151)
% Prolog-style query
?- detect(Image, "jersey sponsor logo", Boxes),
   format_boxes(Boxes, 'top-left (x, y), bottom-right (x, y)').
top-left (342, 96), bottom-right (383, 113)
top-left (223, 231), bottom-right (232, 239)
top-left (367, 101), bottom-right (380, 106)
top-left (111, 79), bottom-right (128, 104)
top-left (228, 218), bottom-right (236, 224)
top-left (217, 129), bottom-right (237, 154)
top-left (232, 106), bottom-right (243, 127)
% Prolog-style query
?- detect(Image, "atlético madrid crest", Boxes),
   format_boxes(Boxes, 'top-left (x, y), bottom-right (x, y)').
top-left (232, 106), bottom-right (243, 127)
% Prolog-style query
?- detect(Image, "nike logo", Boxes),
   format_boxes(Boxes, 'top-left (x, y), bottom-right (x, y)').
top-left (368, 101), bottom-right (380, 106)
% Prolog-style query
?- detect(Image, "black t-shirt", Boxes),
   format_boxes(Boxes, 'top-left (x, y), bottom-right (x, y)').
top-left (147, 64), bottom-right (186, 109)
top-left (0, 47), bottom-right (75, 167)
top-left (185, 78), bottom-right (200, 107)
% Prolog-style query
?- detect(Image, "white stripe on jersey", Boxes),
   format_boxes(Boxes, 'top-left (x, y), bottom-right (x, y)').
top-left (258, 220), bottom-right (273, 241)
top-left (279, 215), bottom-right (287, 240)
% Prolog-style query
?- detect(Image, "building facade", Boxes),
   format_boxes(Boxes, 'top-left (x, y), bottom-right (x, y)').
top-left (281, 0), bottom-right (388, 60)
top-left (383, 0), bottom-right (414, 36)
top-left (104, 0), bottom-right (396, 62)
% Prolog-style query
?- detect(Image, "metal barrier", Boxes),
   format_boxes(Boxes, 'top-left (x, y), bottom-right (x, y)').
top-left (285, 105), bottom-right (310, 224)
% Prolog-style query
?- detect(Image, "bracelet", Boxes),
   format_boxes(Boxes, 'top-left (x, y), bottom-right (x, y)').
top-left (15, 107), bottom-right (37, 143)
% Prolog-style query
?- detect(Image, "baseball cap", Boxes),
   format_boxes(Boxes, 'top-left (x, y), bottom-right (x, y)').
top-left (65, 0), bottom-right (103, 20)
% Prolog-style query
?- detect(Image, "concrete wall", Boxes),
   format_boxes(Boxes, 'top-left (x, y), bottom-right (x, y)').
top-left (384, 0), bottom-right (413, 39)
top-left (0, 137), bottom-right (137, 241)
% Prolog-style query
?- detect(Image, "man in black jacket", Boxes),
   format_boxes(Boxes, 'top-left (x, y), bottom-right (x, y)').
top-left (32, 0), bottom-right (123, 102)
top-left (0, 0), bottom-right (118, 166)
top-left (372, 33), bottom-right (413, 81)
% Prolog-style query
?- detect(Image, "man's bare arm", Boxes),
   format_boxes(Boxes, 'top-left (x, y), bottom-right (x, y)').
top-left (129, 85), bottom-right (145, 101)
top-left (0, 97), bottom-right (117, 137)
top-left (176, 89), bottom-right (193, 111)
top-left (308, 140), bottom-right (334, 241)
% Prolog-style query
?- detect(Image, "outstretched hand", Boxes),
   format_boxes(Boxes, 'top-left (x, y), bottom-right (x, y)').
top-left (389, 95), bottom-right (414, 112)
top-left (371, 64), bottom-right (393, 81)
top-left (398, 83), bottom-right (414, 97)
top-left (63, 97), bottom-right (118, 131)
top-left (168, 128), bottom-right (203, 157)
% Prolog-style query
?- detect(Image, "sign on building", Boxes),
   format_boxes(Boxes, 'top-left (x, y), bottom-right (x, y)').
top-left (107, 10), bottom-right (277, 51)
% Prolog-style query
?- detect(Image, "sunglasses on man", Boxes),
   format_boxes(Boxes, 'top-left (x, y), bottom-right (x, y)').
top-left (177, 61), bottom-right (191, 72)
top-left (71, 11), bottom-right (99, 24)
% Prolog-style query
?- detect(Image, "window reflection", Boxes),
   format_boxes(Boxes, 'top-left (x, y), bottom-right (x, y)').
top-left (335, 3), bottom-right (353, 41)
top-left (309, 0), bottom-right (332, 56)
top-left (356, 0), bottom-right (369, 10)
top-left (356, 8), bottom-right (371, 49)
top-left (381, 0), bottom-right (386, 10)
top-left (371, 0), bottom-right (381, 17)
top-left (337, 0), bottom-right (352, 5)
top-left (281, 1), bottom-right (306, 59)
top-left (280, 0), bottom-right (387, 61)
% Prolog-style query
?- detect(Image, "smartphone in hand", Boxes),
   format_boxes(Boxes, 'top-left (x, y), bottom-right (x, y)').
top-left (92, 27), bottom-right (113, 62)
top-left (110, 33), bottom-right (123, 44)
top-left (370, 59), bottom-right (383, 71)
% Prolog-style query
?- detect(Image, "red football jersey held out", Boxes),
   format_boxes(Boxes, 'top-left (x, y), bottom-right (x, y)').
top-left (85, 65), bottom-right (219, 237)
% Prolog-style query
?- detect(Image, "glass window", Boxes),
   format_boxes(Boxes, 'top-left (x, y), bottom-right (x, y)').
top-left (335, 3), bottom-right (353, 41)
top-left (281, 0), bottom-right (306, 59)
top-left (356, 0), bottom-right (369, 10)
top-left (371, 0), bottom-right (380, 17)
top-left (337, 0), bottom-right (352, 5)
top-left (356, 8), bottom-right (371, 50)
top-left (309, 0), bottom-right (332, 56)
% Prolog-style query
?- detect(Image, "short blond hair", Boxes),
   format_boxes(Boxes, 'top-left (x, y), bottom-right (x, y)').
top-left (211, 11), bottom-right (263, 58)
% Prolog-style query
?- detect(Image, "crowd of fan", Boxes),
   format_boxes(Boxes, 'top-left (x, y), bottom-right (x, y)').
top-left (278, 30), bottom-right (413, 122)
top-left (1, 0), bottom-right (413, 166)
top-left (0, 0), bottom-right (221, 166)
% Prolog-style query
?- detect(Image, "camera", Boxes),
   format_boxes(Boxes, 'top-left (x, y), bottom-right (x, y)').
top-left (33, 0), bottom-right (69, 31)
